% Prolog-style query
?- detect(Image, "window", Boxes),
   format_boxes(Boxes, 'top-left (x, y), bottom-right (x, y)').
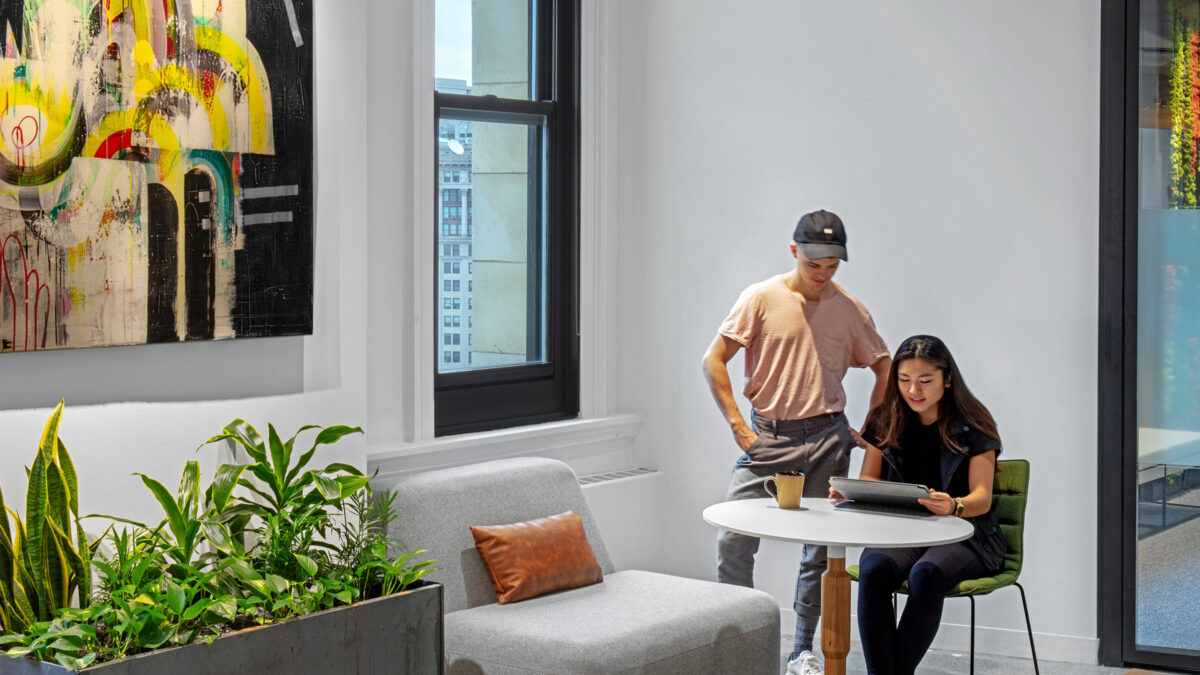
top-left (443, 262), bottom-right (452, 274)
top-left (443, 316), bottom-right (452, 327)
top-left (453, 262), bottom-right (461, 274)
top-left (433, 0), bottom-right (579, 434)
top-left (452, 315), bottom-right (461, 327)
top-left (453, 352), bottom-right (461, 363)
top-left (443, 351), bottom-right (452, 363)
top-left (443, 298), bottom-right (451, 309)
top-left (452, 334), bottom-right (461, 345)
top-left (452, 280), bottom-right (460, 292)
top-left (444, 334), bottom-right (452, 345)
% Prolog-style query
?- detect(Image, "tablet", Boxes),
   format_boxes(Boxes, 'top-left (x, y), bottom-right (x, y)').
top-left (828, 476), bottom-right (931, 508)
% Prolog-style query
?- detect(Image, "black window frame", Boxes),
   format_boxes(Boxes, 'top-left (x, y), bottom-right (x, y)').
top-left (433, 0), bottom-right (580, 436)
top-left (1099, 0), bottom-right (1200, 670)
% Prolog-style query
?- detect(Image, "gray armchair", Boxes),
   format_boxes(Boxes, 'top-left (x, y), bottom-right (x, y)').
top-left (382, 457), bottom-right (780, 674)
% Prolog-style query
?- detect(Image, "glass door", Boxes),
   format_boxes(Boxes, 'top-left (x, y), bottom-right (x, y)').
top-left (1102, 0), bottom-right (1200, 670)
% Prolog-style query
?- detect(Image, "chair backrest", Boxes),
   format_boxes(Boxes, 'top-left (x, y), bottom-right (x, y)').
top-left (993, 458), bottom-right (1030, 577)
top-left (377, 457), bottom-right (616, 613)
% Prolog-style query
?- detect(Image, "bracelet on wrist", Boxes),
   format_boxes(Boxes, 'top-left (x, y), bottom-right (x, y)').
top-left (953, 498), bottom-right (965, 517)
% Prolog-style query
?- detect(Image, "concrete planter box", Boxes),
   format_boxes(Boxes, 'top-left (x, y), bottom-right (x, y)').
top-left (2, 582), bottom-right (443, 675)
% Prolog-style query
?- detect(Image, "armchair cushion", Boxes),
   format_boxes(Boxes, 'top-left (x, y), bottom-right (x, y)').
top-left (445, 570), bottom-right (780, 674)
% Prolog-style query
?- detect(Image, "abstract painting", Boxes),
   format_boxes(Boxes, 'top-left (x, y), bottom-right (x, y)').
top-left (0, 0), bottom-right (312, 353)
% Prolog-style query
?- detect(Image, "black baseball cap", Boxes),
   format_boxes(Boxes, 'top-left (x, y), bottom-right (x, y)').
top-left (793, 210), bottom-right (848, 261)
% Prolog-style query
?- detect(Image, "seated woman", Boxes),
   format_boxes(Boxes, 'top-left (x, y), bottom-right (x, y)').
top-left (833, 335), bottom-right (1007, 675)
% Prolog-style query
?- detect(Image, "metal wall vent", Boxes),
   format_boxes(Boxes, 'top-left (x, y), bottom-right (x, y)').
top-left (578, 467), bottom-right (659, 485)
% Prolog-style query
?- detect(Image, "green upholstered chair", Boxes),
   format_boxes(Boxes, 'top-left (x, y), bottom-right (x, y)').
top-left (848, 458), bottom-right (1037, 675)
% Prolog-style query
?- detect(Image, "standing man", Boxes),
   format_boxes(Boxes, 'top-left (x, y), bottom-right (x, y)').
top-left (702, 210), bottom-right (891, 675)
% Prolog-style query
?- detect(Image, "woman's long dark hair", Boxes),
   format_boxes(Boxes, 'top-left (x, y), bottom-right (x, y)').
top-left (865, 335), bottom-right (999, 454)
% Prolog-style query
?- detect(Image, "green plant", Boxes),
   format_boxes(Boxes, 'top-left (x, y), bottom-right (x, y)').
top-left (0, 401), bottom-right (99, 635)
top-left (200, 420), bottom-right (368, 579)
top-left (332, 489), bottom-right (434, 598)
top-left (3, 415), bottom-right (435, 669)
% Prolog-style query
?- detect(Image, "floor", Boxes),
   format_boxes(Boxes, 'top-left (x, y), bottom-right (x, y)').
top-left (776, 640), bottom-right (1160, 674)
top-left (1138, 485), bottom-right (1200, 649)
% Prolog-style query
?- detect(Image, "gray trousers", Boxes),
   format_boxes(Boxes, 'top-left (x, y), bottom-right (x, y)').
top-left (716, 411), bottom-right (854, 621)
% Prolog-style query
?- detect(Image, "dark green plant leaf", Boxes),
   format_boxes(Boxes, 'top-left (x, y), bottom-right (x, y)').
top-left (208, 464), bottom-right (248, 514)
top-left (311, 472), bottom-right (341, 501)
top-left (56, 440), bottom-right (79, 519)
top-left (266, 425), bottom-right (290, 496)
top-left (138, 621), bottom-right (175, 649)
top-left (25, 414), bottom-right (53, 619)
top-left (164, 578), bottom-right (186, 616)
top-left (226, 559), bottom-right (258, 582)
top-left (322, 462), bottom-right (365, 476)
top-left (264, 574), bottom-right (289, 595)
top-left (47, 634), bottom-right (84, 651)
top-left (312, 426), bottom-right (364, 450)
top-left (136, 475), bottom-right (185, 548)
top-left (180, 599), bottom-right (210, 622)
top-left (334, 475), bottom-right (371, 498)
top-left (206, 596), bottom-right (237, 622)
top-left (201, 520), bottom-right (237, 555)
top-left (294, 553), bottom-right (318, 577)
top-left (178, 461), bottom-right (201, 520)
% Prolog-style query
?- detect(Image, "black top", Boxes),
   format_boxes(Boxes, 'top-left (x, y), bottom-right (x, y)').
top-left (863, 420), bottom-right (1006, 572)
top-left (898, 422), bottom-right (943, 489)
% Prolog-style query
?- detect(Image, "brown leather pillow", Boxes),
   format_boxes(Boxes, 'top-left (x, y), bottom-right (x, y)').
top-left (469, 510), bottom-right (603, 604)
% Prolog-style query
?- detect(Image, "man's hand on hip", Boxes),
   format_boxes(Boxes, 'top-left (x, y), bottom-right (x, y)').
top-left (734, 422), bottom-right (759, 451)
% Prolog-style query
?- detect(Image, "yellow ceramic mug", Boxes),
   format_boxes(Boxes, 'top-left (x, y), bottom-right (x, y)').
top-left (765, 472), bottom-right (805, 509)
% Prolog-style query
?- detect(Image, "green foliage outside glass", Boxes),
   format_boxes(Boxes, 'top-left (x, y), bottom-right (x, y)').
top-left (0, 411), bottom-right (434, 670)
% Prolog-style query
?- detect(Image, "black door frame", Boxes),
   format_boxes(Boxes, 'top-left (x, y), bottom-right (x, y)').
top-left (1099, 0), bottom-right (1200, 670)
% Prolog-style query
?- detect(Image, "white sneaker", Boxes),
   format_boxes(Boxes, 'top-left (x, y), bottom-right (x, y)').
top-left (786, 650), bottom-right (823, 675)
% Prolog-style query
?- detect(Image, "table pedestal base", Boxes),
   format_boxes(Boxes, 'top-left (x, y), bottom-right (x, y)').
top-left (821, 546), bottom-right (850, 675)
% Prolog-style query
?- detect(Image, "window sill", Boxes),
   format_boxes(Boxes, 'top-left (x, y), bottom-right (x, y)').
top-left (367, 413), bottom-right (643, 482)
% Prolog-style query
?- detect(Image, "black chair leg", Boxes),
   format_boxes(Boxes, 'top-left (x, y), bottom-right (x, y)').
top-left (1015, 582), bottom-right (1039, 674)
top-left (968, 595), bottom-right (975, 675)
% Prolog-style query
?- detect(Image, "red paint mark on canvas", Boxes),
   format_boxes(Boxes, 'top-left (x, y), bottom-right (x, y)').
top-left (2, 234), bottom-right (50, 351)
top-left (202, 70), bottom-right (216, 102)
top-left (94, 129), bottom-right (134, 158)
top-left (10, 115), bottom-right (38, 167)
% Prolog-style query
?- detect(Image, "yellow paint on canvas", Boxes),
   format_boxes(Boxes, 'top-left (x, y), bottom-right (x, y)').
top-left (195, 26), bottom-right (271, 153)
top-left (66, 242), bottom-right (87, 273)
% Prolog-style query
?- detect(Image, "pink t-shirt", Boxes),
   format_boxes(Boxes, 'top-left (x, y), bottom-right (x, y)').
top-left (719, 275), bottom-right (889, 421)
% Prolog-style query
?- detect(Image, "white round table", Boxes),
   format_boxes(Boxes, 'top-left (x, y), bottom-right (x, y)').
top-left (702, 497), bottom-right (974, 675)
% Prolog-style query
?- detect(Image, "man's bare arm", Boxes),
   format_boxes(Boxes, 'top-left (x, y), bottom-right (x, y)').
top-left (701, 334), bottom-right (757, 451)
top-left (848, 356), bottom-right (892, 445)
top-left (867, 355), bottom-right (891, 413)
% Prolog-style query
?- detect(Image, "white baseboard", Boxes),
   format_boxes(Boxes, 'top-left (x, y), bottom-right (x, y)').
top-left (778, 609), bottom-right (1100, 666)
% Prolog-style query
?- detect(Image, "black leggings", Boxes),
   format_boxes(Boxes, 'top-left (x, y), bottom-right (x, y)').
top-left (857, 543), bottom-right (989, 675)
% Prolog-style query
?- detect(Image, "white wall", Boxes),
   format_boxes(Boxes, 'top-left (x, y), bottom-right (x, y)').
top-left (0, 0), bottom-right (1108, 663)
top-left (613, 0), bottom-right (1101, 662)
top-left (0, 0), bottom-right (370, 530)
